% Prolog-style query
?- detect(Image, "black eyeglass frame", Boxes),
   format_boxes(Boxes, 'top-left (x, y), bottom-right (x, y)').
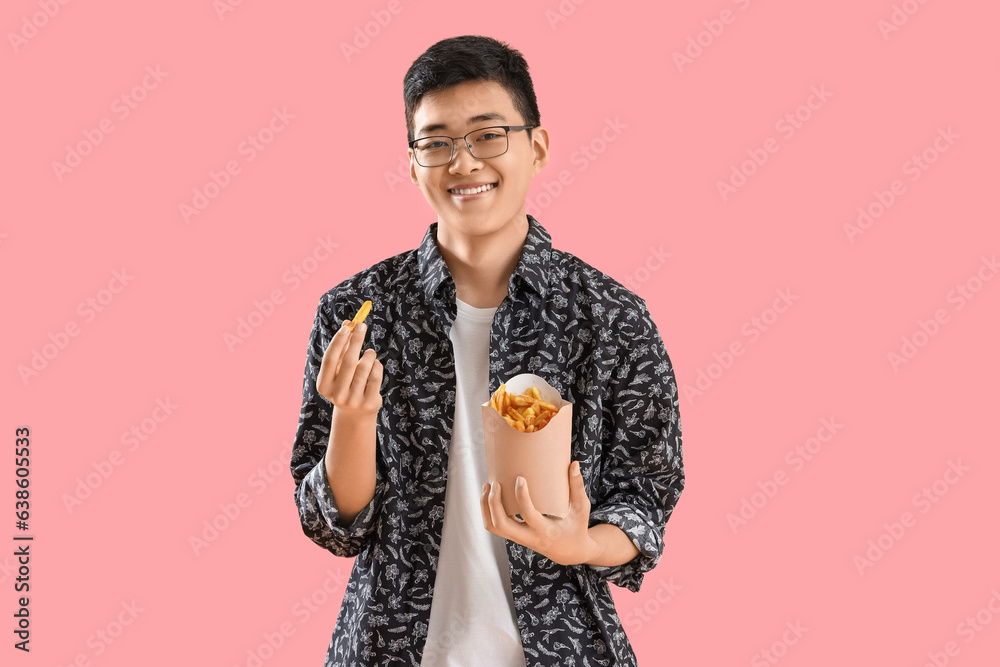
top-left (408, 125), bottom-right (537, 167)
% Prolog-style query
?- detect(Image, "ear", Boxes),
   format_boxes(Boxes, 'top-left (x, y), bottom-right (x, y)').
top-left (408, 148), bottom-right (419, 185)
top-left (529, 126), bottom-right (550, 177)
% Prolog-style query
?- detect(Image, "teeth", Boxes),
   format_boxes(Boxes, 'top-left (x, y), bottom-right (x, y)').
top-left (450, 183), bottom-right (496, 195)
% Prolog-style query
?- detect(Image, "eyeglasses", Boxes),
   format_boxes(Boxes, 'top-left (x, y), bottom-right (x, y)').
top-left (408, 125), bottom-right (535, 167)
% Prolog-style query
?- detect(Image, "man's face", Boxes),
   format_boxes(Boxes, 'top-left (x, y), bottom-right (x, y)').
top-left (409, 79), bottom-right (549, 237)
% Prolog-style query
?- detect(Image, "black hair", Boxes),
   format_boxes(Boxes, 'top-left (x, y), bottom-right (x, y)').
top-left (403, 35), bottom-right (540, 143)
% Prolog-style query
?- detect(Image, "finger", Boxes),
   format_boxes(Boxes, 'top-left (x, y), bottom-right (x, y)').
top-left (483, 483), bottom-right (514, 537)
top-left (364, 358), bottom-right (384, 403)
top-left (491, 482), bottom-right (538, 550)
top-left (487, 482), bottom-right (519, 535)
top-left (322, 319), bottom-right (352, 366)
top-left (568, 460), bottom-right (591, 514)
top-left (331, 322), bottom-right (369, 397)
top-left (349, 348), bottom-right (379, 403)
top-left (317, 321), bottom-right (353, 395)
top-left (513, 476), bottom-right (545, 527)
top-left (481, 483), bottom-right (495, 533)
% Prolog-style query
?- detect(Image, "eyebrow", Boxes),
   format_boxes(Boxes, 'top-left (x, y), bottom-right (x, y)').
top-left (417, 112), bottom-right (509, 137)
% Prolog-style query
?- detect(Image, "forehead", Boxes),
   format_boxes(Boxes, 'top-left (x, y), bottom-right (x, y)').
top-left (412, 80), bottom-right (521, 134)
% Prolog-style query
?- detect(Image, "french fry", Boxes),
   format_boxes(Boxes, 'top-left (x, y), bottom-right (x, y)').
top-left (489, 384), bottom-right (558, 432)
top-left (348, 300), bottom-right (372, 331)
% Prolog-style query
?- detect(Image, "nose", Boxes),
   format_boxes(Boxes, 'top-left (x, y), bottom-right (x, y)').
top-left (448, 139), bottom-right (484, 174)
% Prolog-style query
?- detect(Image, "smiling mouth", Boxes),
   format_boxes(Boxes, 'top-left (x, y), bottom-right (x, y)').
top-left (448, 183), bottom-right (497, 195)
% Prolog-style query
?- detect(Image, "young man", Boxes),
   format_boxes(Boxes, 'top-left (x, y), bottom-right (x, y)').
top-left (290, 35), bottom-right (684, 666)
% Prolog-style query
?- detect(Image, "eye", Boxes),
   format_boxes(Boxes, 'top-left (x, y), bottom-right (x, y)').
top-left (415, 137), bottom-right (450, 151)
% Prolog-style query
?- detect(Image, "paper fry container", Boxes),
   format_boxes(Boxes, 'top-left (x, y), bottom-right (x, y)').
top-left (481, 373), bottom-right (573, 519)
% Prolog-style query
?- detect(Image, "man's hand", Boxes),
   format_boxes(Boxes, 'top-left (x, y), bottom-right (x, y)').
top-left (317, 320), bottom-right (383, 418)
top-left (481, 460), bottom-right (601, 566)
top-left (317, 319), bottom-right (383, 526)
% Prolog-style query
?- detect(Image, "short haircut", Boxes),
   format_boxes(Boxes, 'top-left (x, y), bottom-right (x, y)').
top-left (403, 35), bottom-right (541, 143)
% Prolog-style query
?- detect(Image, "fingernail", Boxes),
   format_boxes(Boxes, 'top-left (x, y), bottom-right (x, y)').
top-left (573, 462), bottom-right (581, 476)
top-left (516, 476), bottom-right (524, 488)
top-left (482, 483), bottom-right (489, 495)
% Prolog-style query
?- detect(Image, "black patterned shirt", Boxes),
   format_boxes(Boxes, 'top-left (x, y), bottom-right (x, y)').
top-left (290, 215), bottom-right (684, 666)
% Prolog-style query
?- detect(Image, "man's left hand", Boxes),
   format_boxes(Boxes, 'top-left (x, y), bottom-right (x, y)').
top-left (481, 460), bottom-right (600, 566)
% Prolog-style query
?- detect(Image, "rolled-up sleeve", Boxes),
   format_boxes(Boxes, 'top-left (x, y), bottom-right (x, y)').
top-left (290, 291), bottom-right (385, 558)
top-left (587, 301), bottom-right (684, 593)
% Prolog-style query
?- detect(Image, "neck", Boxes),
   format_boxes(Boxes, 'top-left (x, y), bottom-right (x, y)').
top-left (437, 215), bottom-right (529, 308)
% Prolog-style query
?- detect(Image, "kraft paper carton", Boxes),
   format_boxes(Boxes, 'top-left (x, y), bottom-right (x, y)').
top-left (481, 373), bottom-right (573, 519)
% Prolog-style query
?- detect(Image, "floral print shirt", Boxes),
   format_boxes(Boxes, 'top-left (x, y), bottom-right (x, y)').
top-left (290, 215), bottom-right (684, 666)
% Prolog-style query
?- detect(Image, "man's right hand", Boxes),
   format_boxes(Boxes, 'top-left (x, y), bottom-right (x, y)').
top-left (317, 320), bottom-right (384, 418)
top-left (316, 319), bottom-right (382, 526)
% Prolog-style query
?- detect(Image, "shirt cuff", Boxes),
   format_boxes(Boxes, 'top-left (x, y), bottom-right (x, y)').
top-left (295, 457), bottom-right (380, 559)
top-left (586, 502), bottom-right (663, 593)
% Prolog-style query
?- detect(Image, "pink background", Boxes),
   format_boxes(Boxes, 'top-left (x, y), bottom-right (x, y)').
top-left (3, 1), bottom-right (999, 665)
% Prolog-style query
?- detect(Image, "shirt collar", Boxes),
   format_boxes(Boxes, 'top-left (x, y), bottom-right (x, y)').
top-left (418, 214), bottom-right (552, 304)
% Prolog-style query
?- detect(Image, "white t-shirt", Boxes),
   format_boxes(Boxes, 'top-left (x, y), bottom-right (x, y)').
top-left (421, 298), bottom-right (525, 666)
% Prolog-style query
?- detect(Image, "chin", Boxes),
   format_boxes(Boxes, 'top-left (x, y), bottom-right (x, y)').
top-left (448, 212), bottom-right (514, 234)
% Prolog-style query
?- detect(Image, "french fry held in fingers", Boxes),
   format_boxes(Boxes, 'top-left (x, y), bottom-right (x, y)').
top-left (489, 384), bottom-right (559, 433)
top-left (347, 300), bottom-right (372, 331)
